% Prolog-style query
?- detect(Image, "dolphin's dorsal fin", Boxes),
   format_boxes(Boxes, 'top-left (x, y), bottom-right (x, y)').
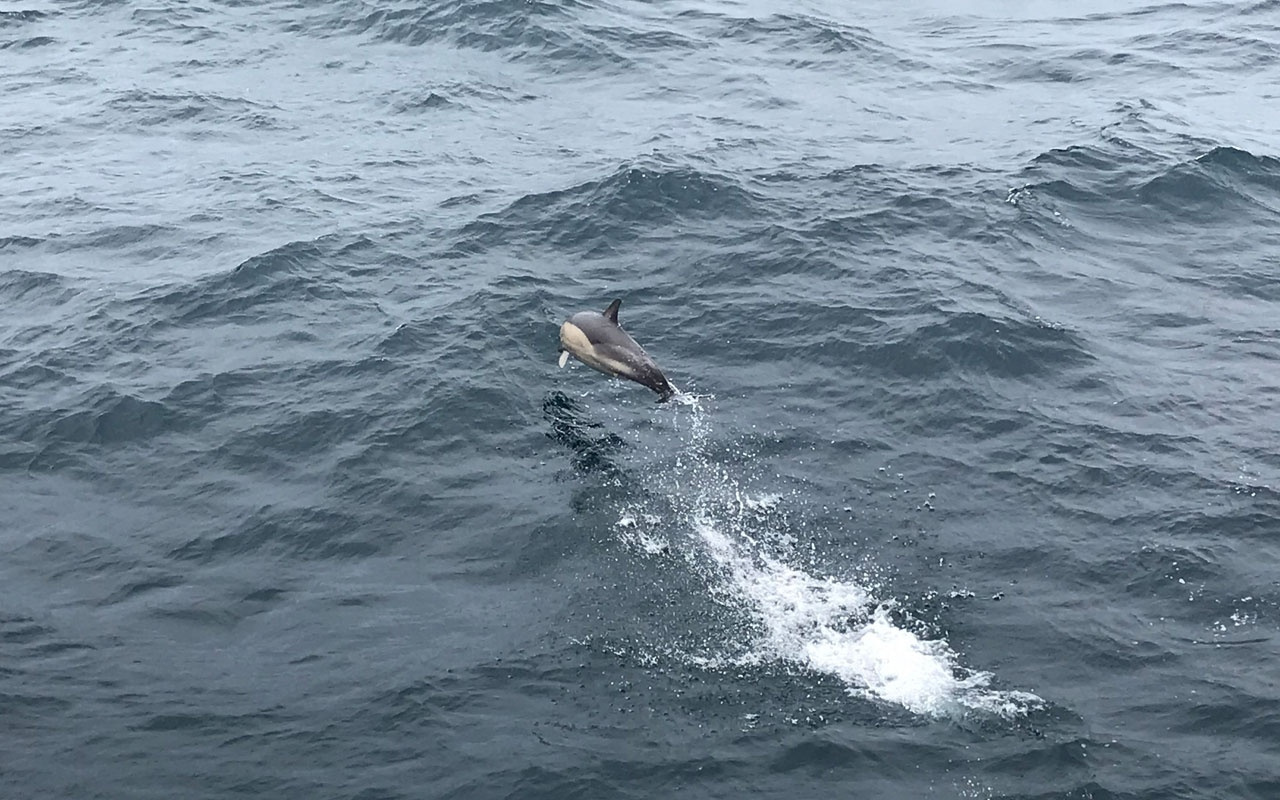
top-left (603, 299), bottom-right (621, 323)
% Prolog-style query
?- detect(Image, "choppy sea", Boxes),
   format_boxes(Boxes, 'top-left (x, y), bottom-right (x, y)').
top-left (3, 1), bottom-right (1279, 798)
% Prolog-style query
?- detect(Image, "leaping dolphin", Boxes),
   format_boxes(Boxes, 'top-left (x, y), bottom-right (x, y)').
top-left (558, 299), bottom-right (678, 401)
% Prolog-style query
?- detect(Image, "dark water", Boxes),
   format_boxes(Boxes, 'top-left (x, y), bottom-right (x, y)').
top-left (3, 1), bottom-right (1279, 797)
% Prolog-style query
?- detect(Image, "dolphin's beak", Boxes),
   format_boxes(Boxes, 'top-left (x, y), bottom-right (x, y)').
top-left (557, 350), bottom-right (570, 368)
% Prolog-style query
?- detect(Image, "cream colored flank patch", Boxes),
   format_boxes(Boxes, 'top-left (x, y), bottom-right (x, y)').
top-left (559, 321), bottom-right (591, 355)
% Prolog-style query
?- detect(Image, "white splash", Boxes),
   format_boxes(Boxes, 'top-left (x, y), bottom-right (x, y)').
top-left (688, 509), bottom-right (1039, 718)
top-left (642, 397), bottom-right (1042, 719)
top-left (615, 511), bottom-right (669, 555)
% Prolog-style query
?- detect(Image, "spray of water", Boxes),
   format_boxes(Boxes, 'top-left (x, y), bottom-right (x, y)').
top-left (621, 395), bottom-right (1042, 719)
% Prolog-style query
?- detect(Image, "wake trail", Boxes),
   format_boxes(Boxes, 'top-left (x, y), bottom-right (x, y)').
top-left (619, 395), bottom-right (1043, 719)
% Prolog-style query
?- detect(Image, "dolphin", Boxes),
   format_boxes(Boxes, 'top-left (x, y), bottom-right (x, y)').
top-left (558, 299), bottom-right (679, 401)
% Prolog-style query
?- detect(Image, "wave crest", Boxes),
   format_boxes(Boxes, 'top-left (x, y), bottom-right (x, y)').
top-left (453, 162), bottom-right (760, 255)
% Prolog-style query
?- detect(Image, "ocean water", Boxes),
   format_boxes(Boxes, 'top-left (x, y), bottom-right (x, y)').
top-left (2, 0), bottom-right (1279, 797)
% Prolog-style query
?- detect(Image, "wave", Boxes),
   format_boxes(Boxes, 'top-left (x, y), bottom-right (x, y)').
top-left (715, 13), bottom-right (881, 53)
top-left (1126, 28), bottom-right (1280, 70)
top-left (147, 238), bottom-right (351, 325)
top-left (381, 80), bottom-right (537, 115)
top-left (0, 34), bottom-right (54, 50)
top-left (721, 302), bottom-right (1093, 383)
top-left (314, 0), bottom-right (632, 71)
top-left (0, 269), bottom-right (70, 303)
top-left (0, 234), bottom-right (44, 250)
top-left (102, 90), bottom-right (284, 132)
top-left (13, 384), bottom-right (175, 447)
top-left (991, 46), bottom-right (1187, 85)
top-left (865, 311), bottom-right (1094, 380)
top-left (451, 161), bottom-right (761, 256)
top-left (0, 9), bottom-right (46, 27)
top-left (169, 505), bottom-right (375, 563)
top-left (675, 9), bottom-right (910, 70)
top-left (313, 2), bottom-right (912, 75)
top-left (125, 5), bottom-right (224, 44)
top-left (1138, 146), bottom-right (1280, 219)
top-left (1014, 142), bottom-right (1280, 230)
